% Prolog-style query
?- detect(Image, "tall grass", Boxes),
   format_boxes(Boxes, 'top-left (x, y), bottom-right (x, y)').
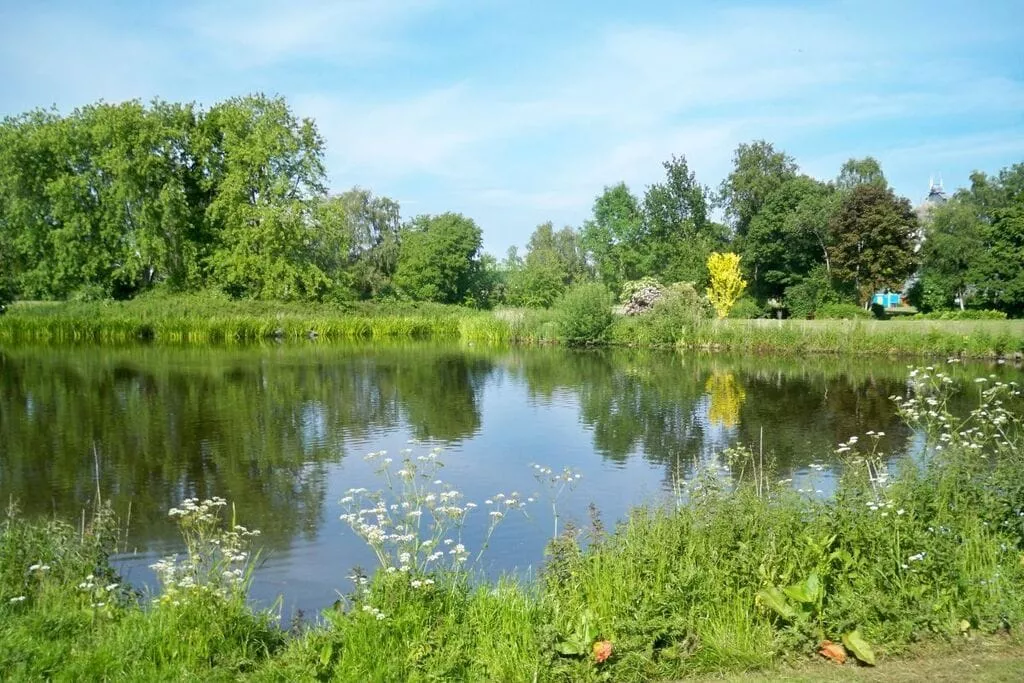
top-left (682, 318), bottom-right (1024, 358)
top-left (2, 296), bottom-right (1021, 357)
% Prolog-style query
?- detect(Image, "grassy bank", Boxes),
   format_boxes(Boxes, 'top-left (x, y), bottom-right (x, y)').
top-left (1, 368), bottom-right (1023, 680)
top-left (1, 295), bottom-right (1022, 357)
top-left (685, 319), bottom-right (1024, 358)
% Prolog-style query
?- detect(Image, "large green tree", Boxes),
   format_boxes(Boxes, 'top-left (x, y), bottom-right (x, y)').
top-left (204, 94), bottom-right (331, 300)
top-left (394, 213), bottom-right (483, 304)
top-left (742, 176), bottom-right (836, 300)
top-left (835, 157), bottom-right (886, 192)
top-left (641, 155), bottom-right (724, 284)
top-left (507, 222), bottom-right (588, 307)
top-left (719, 140), bottom-right (798, 237)
top-left (917, 200), bottom-right (985, 311)
top-left (830, 184), bottom-right (918, 306)
top-left (336, 187), bottom-right (402, 298)
top-left (580, 182), bottom-right (645, 293)
top-left (964, 165), bottom-right (1024, 315)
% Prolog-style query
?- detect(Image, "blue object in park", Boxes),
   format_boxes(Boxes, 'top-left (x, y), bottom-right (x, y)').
top-left (871, 292), bottom-right (901, 308)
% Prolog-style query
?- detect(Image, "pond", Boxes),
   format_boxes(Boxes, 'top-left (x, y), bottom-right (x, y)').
top-left (1, 342), bottom-right (1020, 618)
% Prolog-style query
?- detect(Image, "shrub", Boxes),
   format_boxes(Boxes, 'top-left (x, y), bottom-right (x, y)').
top-left (612, 283), bottom-right (713, 345)
top-left (911, 309), bottom-right (1008, 320)
top-left (783, 267), bottom-right (846, 319)
top-left (815, 303), bottom-right (871, 320)
top-left (69, 283), bottom-right (110, 303)
top-left (728, 296), bottom-right (764, 319)
top-left (554, 282), bottom-right (614, 345)
top-left (619, 278), bottom-right (664, 305)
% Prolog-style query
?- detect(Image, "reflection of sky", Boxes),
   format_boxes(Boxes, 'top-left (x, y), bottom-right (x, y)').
top-left (11, 346), bottom-right (1022, 622)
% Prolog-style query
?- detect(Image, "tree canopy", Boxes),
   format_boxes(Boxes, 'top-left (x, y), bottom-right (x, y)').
top-left (0, 94), bottom-right (1020, 317)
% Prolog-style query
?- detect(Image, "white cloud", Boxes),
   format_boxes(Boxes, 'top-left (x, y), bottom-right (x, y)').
top-left (180, 0), bottom-right (441, 67)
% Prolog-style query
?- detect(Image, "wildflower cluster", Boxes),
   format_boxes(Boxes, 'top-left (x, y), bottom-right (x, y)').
top-left (834, 432), bottom-right (890, 500)
top-left (77, 572), bottom-right (121, 609)
top-left (893, 365), bottom-right (1021, 460)
top-left (339, 447), bottom-right (529, 586)
top-left (532, 464), bottom-right (582, 538)
top-left (150, 497), bottom-right (260, 606)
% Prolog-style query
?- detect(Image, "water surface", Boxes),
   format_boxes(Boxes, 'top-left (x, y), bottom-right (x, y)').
top-left (1, 343), bottom-right (1018, 617)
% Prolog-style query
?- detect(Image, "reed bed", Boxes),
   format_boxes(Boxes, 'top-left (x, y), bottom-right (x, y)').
top-left (2, 298), bottom-right (1021, 358)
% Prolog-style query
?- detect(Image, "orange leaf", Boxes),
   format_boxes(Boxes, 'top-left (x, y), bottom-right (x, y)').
top-left (592, 640), bottom-right (613, 663)
top-left (819, 640), bottom-right (847, 664)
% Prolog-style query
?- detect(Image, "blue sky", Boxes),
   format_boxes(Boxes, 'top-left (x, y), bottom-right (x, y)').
top-left (2, 0), bottom-right (1022, 255)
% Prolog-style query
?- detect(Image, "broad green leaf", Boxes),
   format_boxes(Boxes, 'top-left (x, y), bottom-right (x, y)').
top-left (842, 629), bottom-right (876, 666)
top-left (783, 573), bottom-right (820, 604)
top-left (756, 586), bottom-right (797, 620)
top-left (555, 641), bottom-right (585, 656)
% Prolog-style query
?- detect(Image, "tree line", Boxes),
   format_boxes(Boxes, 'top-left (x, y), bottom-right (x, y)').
top-left (1, 95), bottom-right (1021, 316)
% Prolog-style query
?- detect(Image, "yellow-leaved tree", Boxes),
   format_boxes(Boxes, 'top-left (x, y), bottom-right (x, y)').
top-left (706, 252), bottom-right (747, 319)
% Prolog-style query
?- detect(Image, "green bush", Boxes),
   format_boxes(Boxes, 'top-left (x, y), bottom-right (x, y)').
top-left (69, 283), bottom-right (110, 303)
top-left (815, 303), bottom-right (871, 320)
top-left (727, 296), bottom-right (764, 319)
top-left (554, 282), bottom-right (614, 345)
top-left (783, 267), bottom-right (846, 319)
top-left (911, 309), bottom-right (1008, 320)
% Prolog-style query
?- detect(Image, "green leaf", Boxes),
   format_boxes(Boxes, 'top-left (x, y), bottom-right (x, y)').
top-left (319, 642), bottom-right (334, 668)
top-left (783, 573), bottom-right (821, 604)
top-left (555, 641), bottom-right (585, 656)
top-left (756, 586), bottom-right (797, 620)
top-left (842, 629), bottom-right (876, 666)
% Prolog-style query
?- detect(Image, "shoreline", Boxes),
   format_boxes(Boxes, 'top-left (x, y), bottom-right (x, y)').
top-left (2, 299), bottom-right (1022, 359)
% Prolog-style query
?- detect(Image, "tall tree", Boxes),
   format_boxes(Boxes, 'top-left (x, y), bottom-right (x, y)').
top-left (337, 187), bottom-right (402, 298)
top-left (835, 157), bottom-right (886, 191)
top-left (507, 223), bottom-right (588, 307)
top-left (642, 155), bottom-right (723, 284)
top-left (203, 94), bottom-right (330, 300)
top-left (918, 200), bottom-right (985, 310)
top-left (719, 140), bottom-right (798, 237)
top-left (580, 182), bottom-right (644, 293)
top-left (742, 176), bottom-right (836, 300)
top-left (394, 213), bottom-right (482, 304)
top-left (963, 164), bottom-right (1024, 315)
top-left (830, 184), bottom-right (918, 306)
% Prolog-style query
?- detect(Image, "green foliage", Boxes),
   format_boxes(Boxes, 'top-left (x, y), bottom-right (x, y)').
top-left (554, 282), bottom-right (614, 345)
top-left (336, 187), bottom-right (403, 299)
top-left (610, 282), bottom-right (713, 345)
top-left (394, 213), bottom-right (483, 304)
top-left (835, 157), bottom-right (886, 192)
top-left (958, 165), bottom-right (1024, 316)
top-left (641, 155), bottom-right (724, 285)
top-left (783, 266), bottom-right (846, 319)
top-left (580, 182), bottom-right (646, 294)
top-left (830, 183), bottom-right (919, 306)
top-left (919, 200), bottom-right (986, 311)
top-left (742, 176), bottom-right (836, 300)
top-left (815, 303), bottom-right (872, 320)
top-left (911, 309), bottom-right (1008, 320)
top-left (506, 222), bottom-right (588, 307)
top-left (727, 296), bottom-right (764, 319)
top-left (720, 140), bottom-right (798, 237)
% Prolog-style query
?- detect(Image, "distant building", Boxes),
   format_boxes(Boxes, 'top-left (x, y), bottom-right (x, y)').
top-left (913, 176), bottom-right (947, 252)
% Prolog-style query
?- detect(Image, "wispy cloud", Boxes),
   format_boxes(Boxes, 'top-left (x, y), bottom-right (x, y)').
top-left (179, 0), bottom-right (441, 67)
